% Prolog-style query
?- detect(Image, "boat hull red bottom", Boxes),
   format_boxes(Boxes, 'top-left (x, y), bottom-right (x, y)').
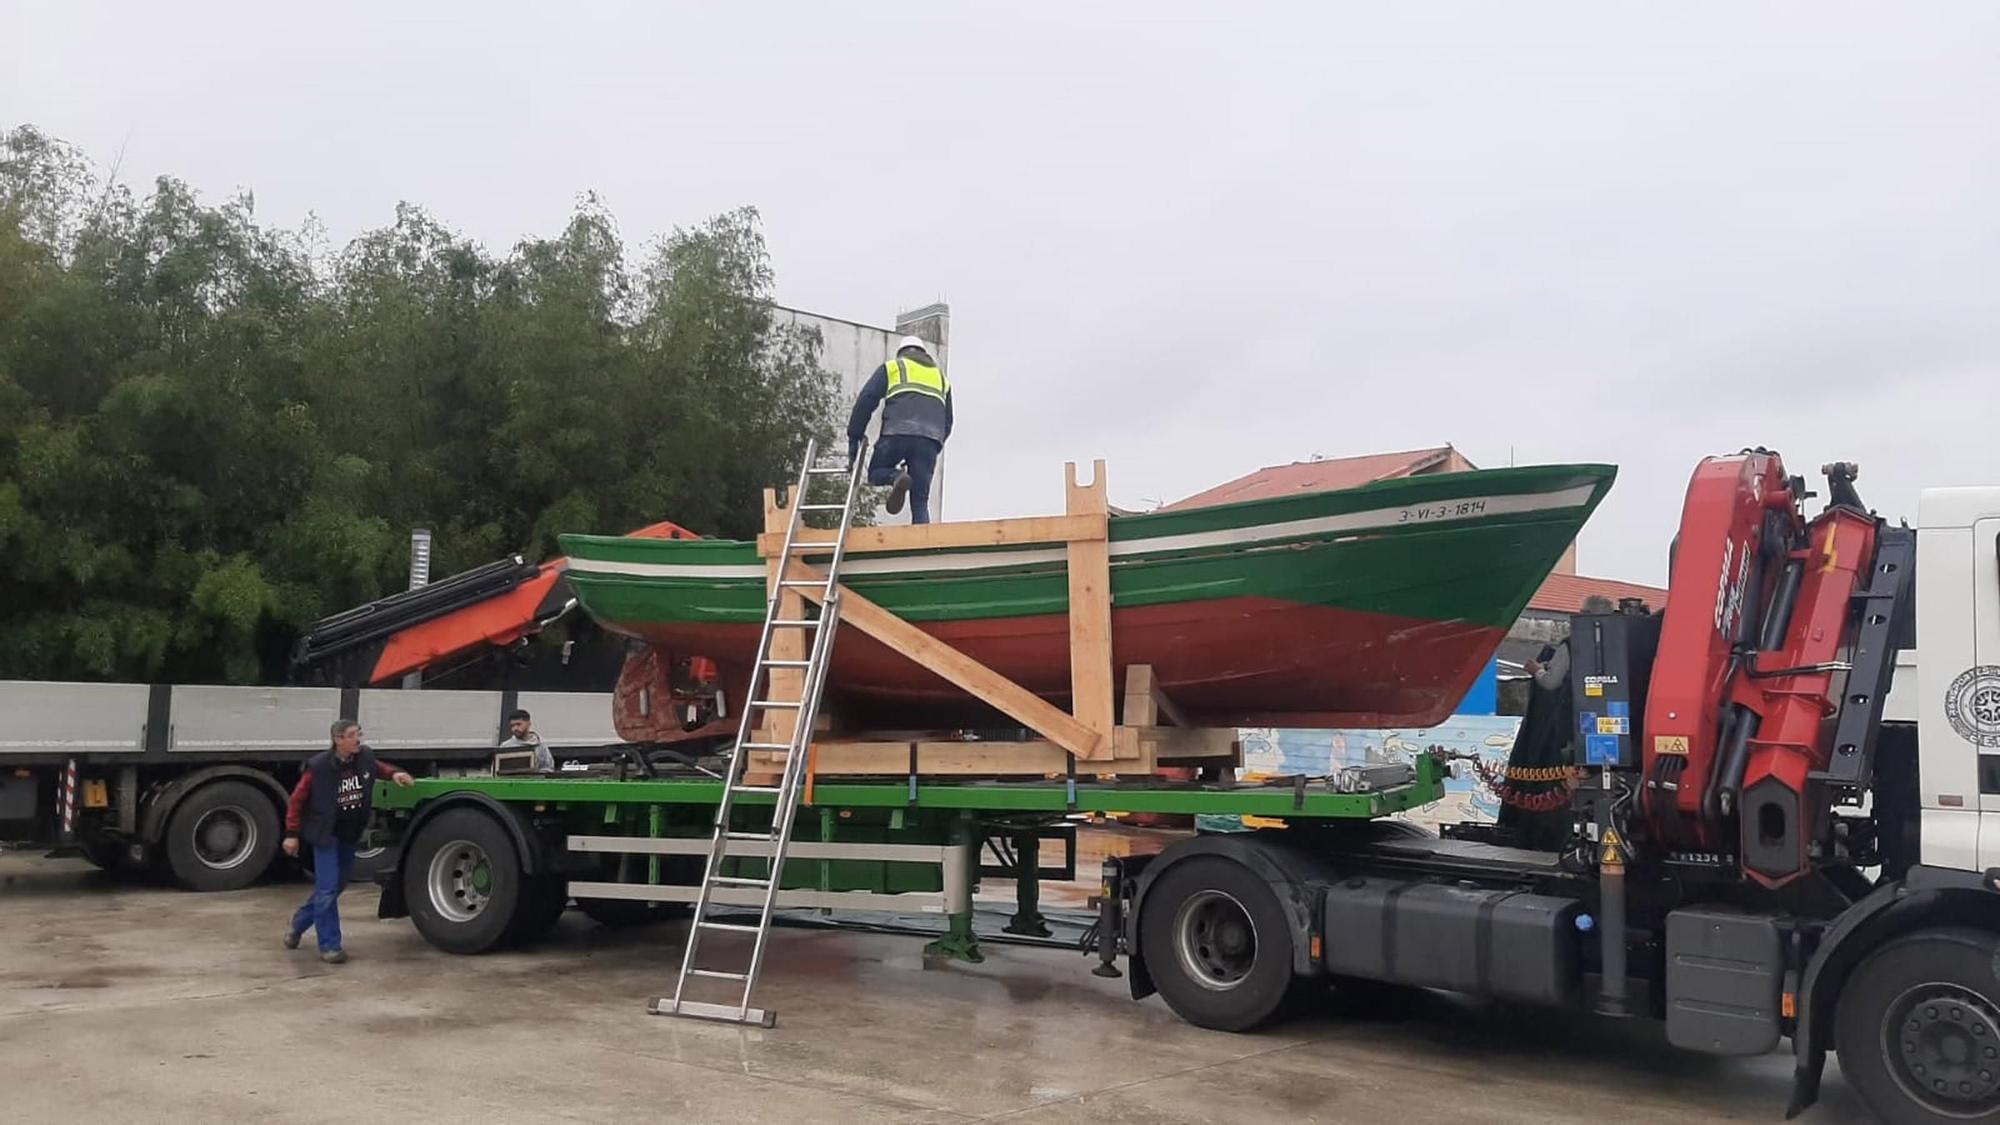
top-left (610, 596), bottom-right (1503, 739)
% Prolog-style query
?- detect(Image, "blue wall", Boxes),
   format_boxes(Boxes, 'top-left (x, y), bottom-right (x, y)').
top-left (1455, 658), bottom-right (1499, 715)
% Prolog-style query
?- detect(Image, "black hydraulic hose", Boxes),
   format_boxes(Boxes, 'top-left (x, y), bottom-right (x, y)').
top-left (1710, 555), bottom-right (1804, 821)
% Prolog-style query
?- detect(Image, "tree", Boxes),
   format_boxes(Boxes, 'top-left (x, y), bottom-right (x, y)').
top-left (0, 126), bottom-right (845, 685)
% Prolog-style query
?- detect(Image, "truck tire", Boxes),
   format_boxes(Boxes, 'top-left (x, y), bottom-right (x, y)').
top-left (342, 841), bottom-right (400, 884)
top-left (404, 808), bottom-right (525, 955)
top-left (1139, 856), bottom-right (1297, 1032)
top-left (162, 780), bottom-right (281, 892)
top-left (298, 822), bottom-right (399, 885)
top-left (1835, 927), bottom-right (2000, 1123)
top-left (506, 875), bottom-right (571, 947)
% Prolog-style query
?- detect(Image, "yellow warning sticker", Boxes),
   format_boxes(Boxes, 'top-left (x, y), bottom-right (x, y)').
top-left (1654, 735), bottom-right (1690, 756)
top-left (1585, 683), bottom-right (1604, 697)
top-left (1597, 717), bottom-right (1629, 735)
top-left (1600, 827), bottom-right (1626, 867)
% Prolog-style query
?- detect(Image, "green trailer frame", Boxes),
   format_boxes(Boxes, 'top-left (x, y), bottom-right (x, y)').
top-left (372, 753), bottom-right (1449, 963)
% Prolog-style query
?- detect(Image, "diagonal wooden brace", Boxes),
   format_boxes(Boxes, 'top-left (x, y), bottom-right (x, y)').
top-left (783, 560), bottom-right (1112, 760)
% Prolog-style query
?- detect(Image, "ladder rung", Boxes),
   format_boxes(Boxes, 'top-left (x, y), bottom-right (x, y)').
top-left (737, 742), bottom-right (790, 751)
top-left (724, 831), bottom-right (772, 842)
top-left (777, 580), bottom-right (830, 590)
top-left (688, 968), bottom-right (752, 980)
top-left (697, 921), bottom-right (762, 935)
top-left (808, 465), bottom-right (850, 475)
top-left (797, 503), bottom-right (848, 511)
top-left (751, 699), bottom-right (801, 709)
top-left (711, 875), bottom-right (770, 888)
top-left (770, 619), bottom-right (820, 628)
top-left (734, 785), bottom-right (782, 795)
top-left (759, 659), bottom-right (811, 668)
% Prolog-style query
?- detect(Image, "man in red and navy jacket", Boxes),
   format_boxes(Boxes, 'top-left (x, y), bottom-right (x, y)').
top-left (282, 719), bottom-right (413, 963)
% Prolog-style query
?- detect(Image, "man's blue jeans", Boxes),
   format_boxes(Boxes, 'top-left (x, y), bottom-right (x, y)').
top-left (289, 841), bottom-right (356, 953)
top-left (867, 434), bottom-right (942, 524)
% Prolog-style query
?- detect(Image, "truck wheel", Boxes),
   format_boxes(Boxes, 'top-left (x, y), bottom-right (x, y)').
top-left (1836, 927), bottom-right (2000, 1123)
top-left (163, 780), bottom-right (281, 892)
top-left (505, 876), bottom-right (571, 947)
top-left (346, 820), bottom-right (400, 885)
top-left (1139, 856), bottom-right (1297, 1031)
top-left (296, 837), bottom-right (400, 886)
top-left (405, 808), bottom-right (524, 954)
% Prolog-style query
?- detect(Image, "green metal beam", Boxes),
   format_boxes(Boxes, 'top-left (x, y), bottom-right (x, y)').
top-left (375, 755), bottom-right (1445, 822)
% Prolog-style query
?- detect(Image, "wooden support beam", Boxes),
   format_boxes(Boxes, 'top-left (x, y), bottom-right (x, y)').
top-left (1122, 664), bottom-right (1190, 728)
top-left (1065, 461), bottom-right (1115, 759)
top-left (761, 488), bottom-right (805, 746)
top-left (783, 560), bottom-right (1109, 760)
top-left (1117, 725), bottom-right (1239, 763)
top-left (755, 513), bottom-right (1104, 557)
top-left (748, 728), bottom-right (1238, 779)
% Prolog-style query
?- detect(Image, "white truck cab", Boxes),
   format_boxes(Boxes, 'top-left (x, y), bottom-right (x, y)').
top-left (1912, 487), bottom-right (2000, 871)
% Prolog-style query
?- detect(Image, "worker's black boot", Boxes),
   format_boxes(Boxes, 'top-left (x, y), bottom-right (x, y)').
top-left (886, 468), bottom-right (911, 516)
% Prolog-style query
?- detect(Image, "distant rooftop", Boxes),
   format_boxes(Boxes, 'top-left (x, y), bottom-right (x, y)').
top-left (1170, 444), bottom-right (1665, 615)
top-left (1164, 446), bottom-right (1474, 510)
top-left (1529, 573), bottom-right (1668, 615)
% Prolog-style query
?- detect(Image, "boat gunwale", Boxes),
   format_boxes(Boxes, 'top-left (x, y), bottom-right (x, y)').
top-left (559, 462), bottom-right (1618, 574)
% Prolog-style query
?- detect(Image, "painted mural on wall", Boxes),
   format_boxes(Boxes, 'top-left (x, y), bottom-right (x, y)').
top-left (1230, 714), bottom-right (1523, 829)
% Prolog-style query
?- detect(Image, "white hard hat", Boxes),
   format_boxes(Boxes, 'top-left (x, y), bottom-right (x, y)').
top-left (896, 335), bottom-right (931, 355)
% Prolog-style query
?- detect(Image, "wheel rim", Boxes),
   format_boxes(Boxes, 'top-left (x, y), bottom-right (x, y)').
top-left (1883, 982), bottom-right (2000, 1117)
top-left (426, 839), bottom-right (494, 924)
top-left (191, 806), bottom-right (259, 871)
top-left (1172, 889), bottom-right (1258, 991)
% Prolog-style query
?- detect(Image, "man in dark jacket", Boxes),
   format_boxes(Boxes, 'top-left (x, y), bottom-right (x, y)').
top-left (282, 719), bottom-right (413, 962)
top-left (847, 335), bottom-right (952, 524)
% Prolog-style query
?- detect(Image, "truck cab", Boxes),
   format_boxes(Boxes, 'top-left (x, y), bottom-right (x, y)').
top-left (1912, 487), bottom-right (2000, 872)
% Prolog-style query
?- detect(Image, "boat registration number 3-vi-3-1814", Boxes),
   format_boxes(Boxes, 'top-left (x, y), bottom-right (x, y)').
top-left (1396, 499), bottom-right (1491, 524)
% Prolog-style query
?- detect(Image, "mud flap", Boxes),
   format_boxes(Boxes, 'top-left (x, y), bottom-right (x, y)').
top-left (376, 865), bottom-right (408, 919)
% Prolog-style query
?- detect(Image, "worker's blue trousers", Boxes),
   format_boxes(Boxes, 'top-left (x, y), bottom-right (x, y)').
top-left (868, 435), bottom-right (942, 524)
top-left (289, 841), bottom-right (356, 952)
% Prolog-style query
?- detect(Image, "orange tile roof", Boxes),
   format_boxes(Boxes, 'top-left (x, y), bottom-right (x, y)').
top-left (1530, 573), bottom-right (1668, 614)
top-left (1165, 446), bottom-right (1465, 510)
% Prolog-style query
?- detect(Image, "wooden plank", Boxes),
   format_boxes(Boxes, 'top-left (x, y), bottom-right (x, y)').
top-left (783, 561), bottom-right (1109, 760)
top-left (1123, 726), bottom-right (1239, 761)
top-left (1122, 664), bottom-right (1189, 728)
top-left (1066, 461), bottom-right (1115, 760)
top-left (755, 513), bottom-right (1104, 558)
top-left (752, 739), bottom-right (1148, 778)
top-left (1123, 665), bottom-right (1157, 727)
top-left (762, 488), bottom-right (804, 747)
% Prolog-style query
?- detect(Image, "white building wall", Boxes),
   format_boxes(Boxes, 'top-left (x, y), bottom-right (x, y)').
top-left (768, 302), bottom-right (952, 522)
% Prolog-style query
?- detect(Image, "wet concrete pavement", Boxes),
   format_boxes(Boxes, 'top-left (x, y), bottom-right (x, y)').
top-left (0, 852), bottom-right (1877, 1123)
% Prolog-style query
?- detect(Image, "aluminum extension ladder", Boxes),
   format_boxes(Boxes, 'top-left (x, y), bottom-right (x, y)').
top-left (654, 438), bottom-right (867, 1027)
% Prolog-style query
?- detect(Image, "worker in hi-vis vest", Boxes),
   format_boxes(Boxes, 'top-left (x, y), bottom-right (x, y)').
top-left (846, 335), bottom-right (952, 524)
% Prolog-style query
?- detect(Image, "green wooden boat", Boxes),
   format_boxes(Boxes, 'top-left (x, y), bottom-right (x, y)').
top-left (560, 463), bottom-right (1615, 730)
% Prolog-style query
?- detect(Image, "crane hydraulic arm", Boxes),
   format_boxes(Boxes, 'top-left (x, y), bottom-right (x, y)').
top-left (1639, 452), bottom-right (1912, 887)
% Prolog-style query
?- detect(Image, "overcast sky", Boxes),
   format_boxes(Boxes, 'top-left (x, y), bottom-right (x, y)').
top-left (6, 2), bottom-right (1995, 583)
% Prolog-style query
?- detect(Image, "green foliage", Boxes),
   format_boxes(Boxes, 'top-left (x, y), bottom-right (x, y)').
top-left (0, 125), bottom-right (846, 684)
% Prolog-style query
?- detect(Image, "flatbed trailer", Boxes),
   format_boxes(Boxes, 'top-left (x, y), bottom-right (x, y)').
top-left (372, 756), bottom-right (1450, 958)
